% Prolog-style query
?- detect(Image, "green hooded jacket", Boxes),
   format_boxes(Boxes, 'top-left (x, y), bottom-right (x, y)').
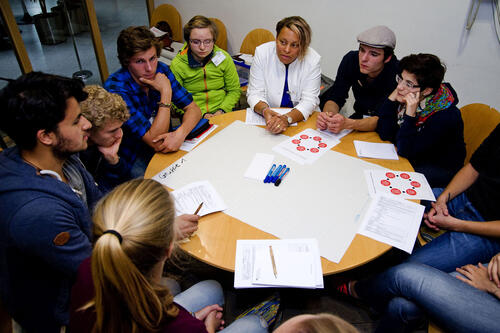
top-left (170, 44), bottom-right (241, 115)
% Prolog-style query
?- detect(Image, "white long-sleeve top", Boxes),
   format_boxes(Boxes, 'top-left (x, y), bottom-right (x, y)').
top-left (246, 41), bottom-right (321, 120)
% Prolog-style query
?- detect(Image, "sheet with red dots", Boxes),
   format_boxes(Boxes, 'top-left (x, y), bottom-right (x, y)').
top-left (364, 170), bottom-right (436, 201)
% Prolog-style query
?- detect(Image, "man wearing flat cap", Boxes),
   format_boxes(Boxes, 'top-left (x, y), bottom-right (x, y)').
top-left (317, 25), bottom-right (398, 133)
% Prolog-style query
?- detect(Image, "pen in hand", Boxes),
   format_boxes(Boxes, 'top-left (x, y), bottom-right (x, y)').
top-left (194, 202), bottom-right (204, 215)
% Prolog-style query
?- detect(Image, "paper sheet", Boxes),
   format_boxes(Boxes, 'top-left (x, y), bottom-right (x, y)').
top-left (354, 140), bottom-right (399, 160)
top-left (365, 170), bottom-right (436, 201)
top-left (171, 180), bottom-right (227, 216)
top-left (245, 108), bottom-right (297, 126)
top-left (234, 239), bottom-right (323, 289)
top-left (180, 124), bottom-right (218, 152)
top-left (318, 128), bottom-right (352, 141)
top-left (273, 128), bottom-right (340, 165)
top-left (358, 193), bottom-right (425, 253)
top-left (244, 153), bottom-right (275, 181)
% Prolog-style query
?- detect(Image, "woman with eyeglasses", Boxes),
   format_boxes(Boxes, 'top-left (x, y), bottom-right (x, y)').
top-left (170, 16), bottom-right (240, 119)
top-left (247, 16), bottom-right (321, 134)
top-left (376, 53), bottom-right (465, 188)
top-left (69, 179), bottom-right (269, 332)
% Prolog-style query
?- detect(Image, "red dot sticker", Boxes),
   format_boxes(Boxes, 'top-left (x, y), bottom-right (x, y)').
top-left (292, 139), bottom-right (301, 144)
top-left (391, 188), bottom-right (401, 195)
top-left (310, 148), bottom-right (319, 153)
top-left (381, 180), bottom-right (391, 186)
top-left (400, 173), bottom-right (410, 179)
top-left (410, 181), bottom-right (421, 188)
top-left (300, 135), bottom-right (309, 139)
top-left (297, 146), bottom-right (306, 151)
top-left (386, 172), bottom-right (396, 178)
top-left (406, 189), bottom-right (417, 195)
top-left (318, 143), bottom-right (327, 148)
top-left (313, 136), bottom-right (322, 141)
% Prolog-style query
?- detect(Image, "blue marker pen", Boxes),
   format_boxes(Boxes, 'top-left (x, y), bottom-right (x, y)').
top-left (264, 164), bottom-right (276, 183)
top-left (270, 164), bottom-right (283, 183)
top-left (274, 167), bottom-right (290, 186)
top-left (272, 164), bottom-right (286, 183)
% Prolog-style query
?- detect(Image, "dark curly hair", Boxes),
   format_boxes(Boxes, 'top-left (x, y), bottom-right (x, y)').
top-left (0, 72), bottom-right (88, 150)
top-left (399, 53), bottom-right (446, 95)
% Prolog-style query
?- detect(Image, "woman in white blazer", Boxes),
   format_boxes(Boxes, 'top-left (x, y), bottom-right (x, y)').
top-left (247, 16), bottom-right (321, 134)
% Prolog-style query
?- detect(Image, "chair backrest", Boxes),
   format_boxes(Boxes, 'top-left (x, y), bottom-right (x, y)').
top-left (209, 17), bottom-right (227, 51)
top-left (239, 28), bottom-right (274, 55)
top-left (150, 4), bottom-right (182, 42)
top-left (460, 103), bottom-right (500, 164)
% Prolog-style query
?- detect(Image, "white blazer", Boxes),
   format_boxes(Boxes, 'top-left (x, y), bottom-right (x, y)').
top-left (247, 41), bottom-right (321, 120)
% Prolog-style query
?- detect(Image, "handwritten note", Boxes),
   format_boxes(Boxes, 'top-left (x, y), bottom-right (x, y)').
top-left (152, 156), bottom-right (187, 184)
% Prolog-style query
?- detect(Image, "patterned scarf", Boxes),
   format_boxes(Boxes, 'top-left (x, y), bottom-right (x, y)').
top-left (397, 84), bottom-right (455, 127)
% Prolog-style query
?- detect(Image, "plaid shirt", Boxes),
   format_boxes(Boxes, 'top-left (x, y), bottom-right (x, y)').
top-left (104, 62), bottom-right (193, 172)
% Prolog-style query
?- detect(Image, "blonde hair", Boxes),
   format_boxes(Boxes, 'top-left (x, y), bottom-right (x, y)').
top-left (90, 179), bottom-right (178, 332)
top-left (276, 16), bottom-right (312, 60)
top-left (80, 85), bottom-right (129, 130)
top-left (286, 313), bottom-right (359, 333)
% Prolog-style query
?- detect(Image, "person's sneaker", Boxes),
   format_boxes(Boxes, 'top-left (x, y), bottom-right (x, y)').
top-left (235, 293), bottom-right (281, 328)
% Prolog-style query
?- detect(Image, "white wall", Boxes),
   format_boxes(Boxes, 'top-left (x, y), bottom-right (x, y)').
top-left (158, 0), bottom-right (500, 109)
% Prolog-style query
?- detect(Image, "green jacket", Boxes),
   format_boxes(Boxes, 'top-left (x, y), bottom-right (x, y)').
top-left (170, 44), bottom-right (241, 115)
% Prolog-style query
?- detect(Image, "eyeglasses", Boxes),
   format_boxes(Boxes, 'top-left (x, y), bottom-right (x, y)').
top-left (395, 74), bottom-right (420, 89)
top-left (190, 39), bottom-right (214, 46)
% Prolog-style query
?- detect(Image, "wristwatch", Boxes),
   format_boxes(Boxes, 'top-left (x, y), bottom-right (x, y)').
top-left (286, 115), bottom-right (293, 125)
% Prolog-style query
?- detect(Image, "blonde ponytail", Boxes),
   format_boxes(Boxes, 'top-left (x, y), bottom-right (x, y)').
top-left (90, 179), bottom-right (178, 332)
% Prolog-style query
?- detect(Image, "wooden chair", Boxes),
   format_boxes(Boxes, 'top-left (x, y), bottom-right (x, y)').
top-left (150, 4), bottom-right (182, 42)
top-left (209, 17), bottom-right (227, 51)
top-left (239, 28), bottom-right (274, 55)
top-left (460, 103), bottom-right (500, 164)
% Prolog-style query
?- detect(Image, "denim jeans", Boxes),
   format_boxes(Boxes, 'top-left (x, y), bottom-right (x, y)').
top-left (355, 263), bottom-right (500, 333)
top-left (173, 280), bottom-right (267, 333)
top-left (408, 188), bottom-right (500, 272)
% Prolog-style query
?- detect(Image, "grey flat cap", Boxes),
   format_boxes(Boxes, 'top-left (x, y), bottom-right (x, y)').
top-left (357, 25), bottom-right (396, 49)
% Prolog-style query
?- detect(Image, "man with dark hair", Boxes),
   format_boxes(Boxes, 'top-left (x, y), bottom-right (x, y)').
top-left (0, 72), bottom-right (102, 331)
top-left (104, 26), bottom-right (202, 177)
top-left (317, 25), bottom-right (399, 133)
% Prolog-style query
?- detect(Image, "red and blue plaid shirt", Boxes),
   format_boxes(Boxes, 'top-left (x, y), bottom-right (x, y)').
top-left (104, 62), bottom-right (193, 172)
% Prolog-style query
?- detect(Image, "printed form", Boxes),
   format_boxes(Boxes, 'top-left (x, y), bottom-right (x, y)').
top-left (358, 193), bottom-right (425, 253)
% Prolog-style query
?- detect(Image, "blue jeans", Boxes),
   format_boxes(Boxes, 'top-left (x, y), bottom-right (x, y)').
top-left (173, 280), bottom-right (267, 333)
top-left (355, 263), bottom-right (500, 333)
top-left (408, 188), bottom-right (500, 272)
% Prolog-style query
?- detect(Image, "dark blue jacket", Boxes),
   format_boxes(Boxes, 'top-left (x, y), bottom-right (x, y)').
top-left (376, 83), bottom-right (465, 187)
top-left (79, 145), bottom-right (132, 193)
top-left (320, 50), bottom-right (399, 118)
top-left (0, 147), bottom-right (102, 332)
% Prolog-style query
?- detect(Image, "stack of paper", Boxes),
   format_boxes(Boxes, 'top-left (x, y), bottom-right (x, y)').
top-left (234, 239), bottom-right (324, 289)
top-left (353, 140), bottom-right (398, 160)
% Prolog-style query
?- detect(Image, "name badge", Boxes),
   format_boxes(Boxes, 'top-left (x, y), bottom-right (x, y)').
top-left (211, 51), bottom-right (226, 66)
